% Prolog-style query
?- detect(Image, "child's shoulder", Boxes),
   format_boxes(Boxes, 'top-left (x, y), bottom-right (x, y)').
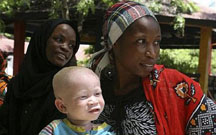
top-left (39, 119), bottom-right (62, 135)
top-left (93, 122), bottom-right (116, 135)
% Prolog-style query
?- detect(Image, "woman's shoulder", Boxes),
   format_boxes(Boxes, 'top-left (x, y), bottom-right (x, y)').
top-left (155, 64), bottom-right (189, 77)
top-left (154, 64), bottom-right (198, 84)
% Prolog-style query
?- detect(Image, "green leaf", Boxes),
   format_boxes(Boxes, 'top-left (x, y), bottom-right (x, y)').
top-left (75, 0), bottom-right (95, 17)
top-left (173, 15), bottom-right (185, 36)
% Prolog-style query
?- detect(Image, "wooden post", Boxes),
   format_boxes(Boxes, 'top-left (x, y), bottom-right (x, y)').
top-left (13, 20), bottom-right (25, 75)
top-left (198, 27), bottom-right (212, 94)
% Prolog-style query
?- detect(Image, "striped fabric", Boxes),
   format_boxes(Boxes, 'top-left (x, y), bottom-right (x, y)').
top-left (39, 118), bottom-right (115, 135)
top-left (39, 119), bottom-right (60, 135)
top-left (104, 1), bottom-right (157, 47)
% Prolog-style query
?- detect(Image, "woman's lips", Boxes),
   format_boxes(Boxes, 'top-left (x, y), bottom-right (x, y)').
top-left (57, 53), bottom-right (66, 60)
top-left (144, 64), bottom-right (153, 67)
top-left (140, 63), bottom-right (154, 71)
top-left (140, 63), bottom-right (154, 67)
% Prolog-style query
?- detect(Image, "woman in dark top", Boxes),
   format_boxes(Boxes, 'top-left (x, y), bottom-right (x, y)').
top-left (89, 1), bottom-right (216, 135)
top-left (0, 19), bottom-right (80, 135)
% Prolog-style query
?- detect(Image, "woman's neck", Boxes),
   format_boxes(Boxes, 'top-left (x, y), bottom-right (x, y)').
top-left (114, 64), bottom-right (141, 95)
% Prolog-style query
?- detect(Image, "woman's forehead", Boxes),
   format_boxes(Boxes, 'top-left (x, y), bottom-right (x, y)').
top-left (117, 17), bottom-right (161, 42)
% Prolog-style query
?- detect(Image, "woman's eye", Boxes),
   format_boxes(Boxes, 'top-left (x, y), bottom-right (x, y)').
top-left (154, 41), bottom-right (160, 46)
top-left (137, 39), bottom-right (146, 45)
top-left (54, 36), bottom-right (64, 43)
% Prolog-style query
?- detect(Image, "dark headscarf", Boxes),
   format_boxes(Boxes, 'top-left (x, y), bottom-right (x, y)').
top-left (10, 19), bottom-right (80, 99)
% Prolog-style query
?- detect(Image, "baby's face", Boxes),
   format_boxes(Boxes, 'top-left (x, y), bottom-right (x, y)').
top-left (63, 74), bottom-right (104, 125)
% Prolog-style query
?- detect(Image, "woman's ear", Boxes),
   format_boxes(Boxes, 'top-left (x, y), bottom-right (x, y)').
top-left (55, 98), bottom-right (67, 114)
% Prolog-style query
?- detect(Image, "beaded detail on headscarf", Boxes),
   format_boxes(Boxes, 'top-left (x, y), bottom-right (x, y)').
top-left (103, 1), bottom-right (157, 48)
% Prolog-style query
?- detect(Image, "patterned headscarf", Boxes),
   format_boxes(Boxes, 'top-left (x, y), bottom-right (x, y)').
top-left (103, 1), bottom-right (157, 48)
top-left (89, 1), bottom-right (158, 77)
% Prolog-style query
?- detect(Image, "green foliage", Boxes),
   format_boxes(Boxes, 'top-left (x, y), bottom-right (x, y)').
top-left (0, 0), bottom-right (30, 32)
top-left (211, 49), bottom-right (216, 75)
top-left (84, 45), bottom-right (95, 54)
top-left (171, 0), bottom-right (199, 14)
top-left (101, 0), bottom-right (116, 7)
top-left (3, 33), bottom-right (13, 38)
top-left (173, 15), bottom-right (185, 36)
top-left (77, 45), bottom-right (95, 66)
top-left (144, 0), bottom-right (162, 13)
top-left (157, 48), bottom-right (216, 75)
top-left (15, 0), bottom-right (30, 9)
top-left (157, 49), bottom-right (199, 73)
top-left (187, 1), bottom-right (200, 13)
top-left (0, 0), bottom-right (15, 16)
top-left (49, 0), bottom-right (62, 19)
top-left (76, 0), bottom-right (95, 17)
top-left (0, 0), bottom-right (200, 35)
top-left (0, 0), bottom-right (30, 15)
top-left (77, 58), bottom-right (90, 66)
top-left (170, 0), bottom-right (199, 36)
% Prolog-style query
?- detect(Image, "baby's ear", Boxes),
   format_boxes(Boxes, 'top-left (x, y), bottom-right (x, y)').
top-left (55, 98), bottom-right (67, 114)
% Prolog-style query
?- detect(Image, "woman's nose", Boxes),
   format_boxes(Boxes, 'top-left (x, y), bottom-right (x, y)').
top-left (145, 45), bottom-right (157, 59)
top-left (60, 43), bottom-right (70, 51)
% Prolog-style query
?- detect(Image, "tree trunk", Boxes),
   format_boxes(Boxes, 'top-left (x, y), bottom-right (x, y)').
top-left (62, 0), bottom-right (69, 19)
